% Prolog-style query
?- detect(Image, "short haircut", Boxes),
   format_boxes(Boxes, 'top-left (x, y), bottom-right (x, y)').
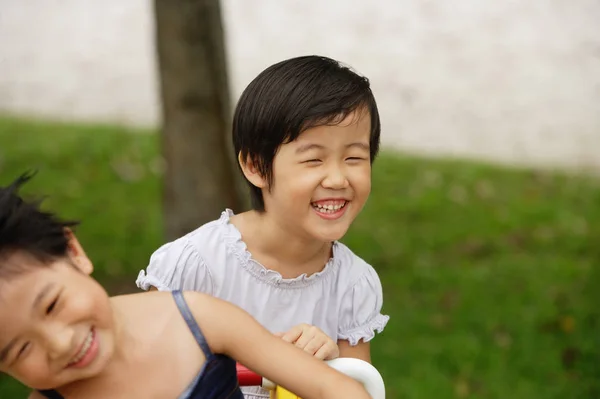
top-left (0, 172), bottom-right (78, 277)
top-left (232, 55), bottom-right (381, 211)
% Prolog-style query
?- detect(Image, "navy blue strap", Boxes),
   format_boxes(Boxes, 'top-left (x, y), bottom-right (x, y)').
top-left (172, 290), bottom-right (212, 358)
top-left (38, 390), bottom-right (63, 399)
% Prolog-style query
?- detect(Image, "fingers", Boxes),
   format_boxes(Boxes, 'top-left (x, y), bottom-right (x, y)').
top-left (314, 343), bottom-right (331, 360)
top-left (293, 326), bottom-right (318, 349)
top-left (279, 324), bottom-right (306, 343)
top-left (294, 331), bottom-right (318, 355)
top-left (277, 324), bottom-right (339, 360)
top-left (314, 341), bottom-right (340, 360)
top-left (301, 336), bottom-right (339, 359)
top-left (303, 337), bottom-right (324, 356)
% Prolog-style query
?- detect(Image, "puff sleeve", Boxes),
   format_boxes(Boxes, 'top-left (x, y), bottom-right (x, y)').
top-left (135, 238), bottom-right (214, 294)
top-left (337, 266), bottom-right (389, 346)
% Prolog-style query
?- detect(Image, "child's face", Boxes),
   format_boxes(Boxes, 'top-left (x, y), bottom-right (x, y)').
top-left (0, 249), bottom-right (116, 390)
top-left (264, 109), bottom-right (372, 242)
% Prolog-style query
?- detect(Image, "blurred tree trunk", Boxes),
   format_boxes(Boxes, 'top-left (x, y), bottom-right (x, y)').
top-left (154, 0), bottom-right (247, 240)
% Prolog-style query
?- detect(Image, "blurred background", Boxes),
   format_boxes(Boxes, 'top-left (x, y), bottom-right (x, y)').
top-left (0, 0), bottom-right (599, 397)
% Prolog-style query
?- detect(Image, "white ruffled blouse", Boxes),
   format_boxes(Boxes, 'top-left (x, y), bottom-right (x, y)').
top-left (136, 209), bottom-right (389, 397)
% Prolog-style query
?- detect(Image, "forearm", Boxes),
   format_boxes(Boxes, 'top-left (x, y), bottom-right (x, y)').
top-left (316, 374), bottom-right (371, 399)
top-left (337, 339), bottom-right (371, 363)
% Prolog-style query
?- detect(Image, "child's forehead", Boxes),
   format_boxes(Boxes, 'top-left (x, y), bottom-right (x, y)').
top-left (0, 263), bottom-right (53, 297)
top-left (0, 252), bottom-right (67, 300)
top-left (0, 251), bottom-right (52, 278)
top-left (0, 272), bottom-right (41, 323)
top-left (293, 111), bottom-right (371, 143)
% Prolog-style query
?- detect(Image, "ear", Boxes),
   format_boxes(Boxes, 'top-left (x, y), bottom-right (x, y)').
top-left (238, 152), bottom-right (267, 189)
top-left (64, 228), bottom-right (94, 275)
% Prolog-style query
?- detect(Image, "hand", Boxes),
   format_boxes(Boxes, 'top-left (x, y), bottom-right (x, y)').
top-left (276, 323), bottom-right (340, 360)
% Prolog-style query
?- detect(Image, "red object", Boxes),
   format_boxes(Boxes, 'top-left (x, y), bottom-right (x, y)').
top-left (237, 363), bottom-right (263, 386)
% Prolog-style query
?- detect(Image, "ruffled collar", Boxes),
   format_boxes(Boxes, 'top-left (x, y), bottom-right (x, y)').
top-left (219, 209), bottom-right (339, 288)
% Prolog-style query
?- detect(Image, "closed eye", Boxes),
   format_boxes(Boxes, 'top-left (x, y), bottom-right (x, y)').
top-left (303, 159), bottom-right (322, 163)
top-left (46, 297), bottom-right (59, 314)
top-left (17, 343), bottom-right (29, 358)
top-left (12, 342), bottom-right (30, 364)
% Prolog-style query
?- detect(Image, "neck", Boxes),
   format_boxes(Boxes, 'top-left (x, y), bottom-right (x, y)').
top-left (237, 210), bottom-right (333, 277)
top-left (108, 304), bottom-right (136, 363)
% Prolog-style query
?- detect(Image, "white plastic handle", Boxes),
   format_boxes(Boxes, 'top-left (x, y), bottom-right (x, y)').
top-left (262, 357), bottom-right (385, 398)
top-left (325, 358), bottom-right (386, 399)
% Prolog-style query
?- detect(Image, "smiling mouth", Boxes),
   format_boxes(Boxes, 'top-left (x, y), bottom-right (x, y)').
top-left (311, 200), bottom-right (348, 214)
top-left (67, 328), bottom-right (94, 367)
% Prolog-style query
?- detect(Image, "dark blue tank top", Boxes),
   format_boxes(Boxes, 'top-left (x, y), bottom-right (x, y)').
top-left (39, 290), bottom-right (243, 399)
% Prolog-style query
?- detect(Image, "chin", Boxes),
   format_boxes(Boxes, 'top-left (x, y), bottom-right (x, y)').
top-left (313, 227), bottom-right (350, 243)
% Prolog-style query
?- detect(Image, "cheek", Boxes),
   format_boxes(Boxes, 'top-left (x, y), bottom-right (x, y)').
top-left (13, 355), bottom-right (54, 388)
top-left (68, 293), bottom-right (97, 318)
top-left (68, 282), bottom-right (112, 327)
top-left (351, 165), bottom-right (372, 195)
top-left (89, 291), bottom-right (113, 328)
top-left (273, 168), bottom-right (321, 200)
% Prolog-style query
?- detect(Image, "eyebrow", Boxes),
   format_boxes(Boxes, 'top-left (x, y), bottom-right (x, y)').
top-left (295, 142), bottom-right (370, 154)
top-left (32, 282), bottom-right (55, 315)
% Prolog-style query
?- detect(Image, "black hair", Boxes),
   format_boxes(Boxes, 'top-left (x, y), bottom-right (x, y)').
top-left (0, 172), bottom-right (78, 277)
top-left (232, 55), bottom-right (381, 211)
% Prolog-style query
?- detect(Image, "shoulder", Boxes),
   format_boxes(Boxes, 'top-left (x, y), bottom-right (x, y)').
top-left (153, 209), bottom-right (240, 265)
top-left (136, 210), bottom-right (240, 292)
top-left (173, 210), bottom-right (233, 253)
top-left (332, 241), bottom-right (381, 287)
top-left (179, 291), bottom-right (243, 345)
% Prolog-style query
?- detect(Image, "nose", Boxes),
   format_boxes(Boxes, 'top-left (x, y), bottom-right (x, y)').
top-left (321, 163), bottom-right (349, 190)
top-left (44, 323), bottom-right (75, 360)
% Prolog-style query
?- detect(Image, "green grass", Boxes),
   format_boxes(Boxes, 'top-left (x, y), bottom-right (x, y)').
top-left (0, 116), bottom-right (598, 398)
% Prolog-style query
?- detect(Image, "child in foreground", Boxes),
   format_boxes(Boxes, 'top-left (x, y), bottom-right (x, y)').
top-left (0, 174), bottom-right (372, 399)
top-left (137, 55), bottom-right (389, 398)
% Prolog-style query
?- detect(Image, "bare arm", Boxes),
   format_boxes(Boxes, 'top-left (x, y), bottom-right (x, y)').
top-left (186, 292), bottom-right (372, 399)
top-left (338, 339), bottom-right (371, 363)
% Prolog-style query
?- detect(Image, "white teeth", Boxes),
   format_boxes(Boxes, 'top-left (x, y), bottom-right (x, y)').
top-left (69, 330), bottom-right (93, 365)
top-left (312, 201), bottom-right (347, 213)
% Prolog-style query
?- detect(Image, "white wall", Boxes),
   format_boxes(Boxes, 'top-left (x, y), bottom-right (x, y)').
top-left (1, 0), bottom-right (599, 170)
